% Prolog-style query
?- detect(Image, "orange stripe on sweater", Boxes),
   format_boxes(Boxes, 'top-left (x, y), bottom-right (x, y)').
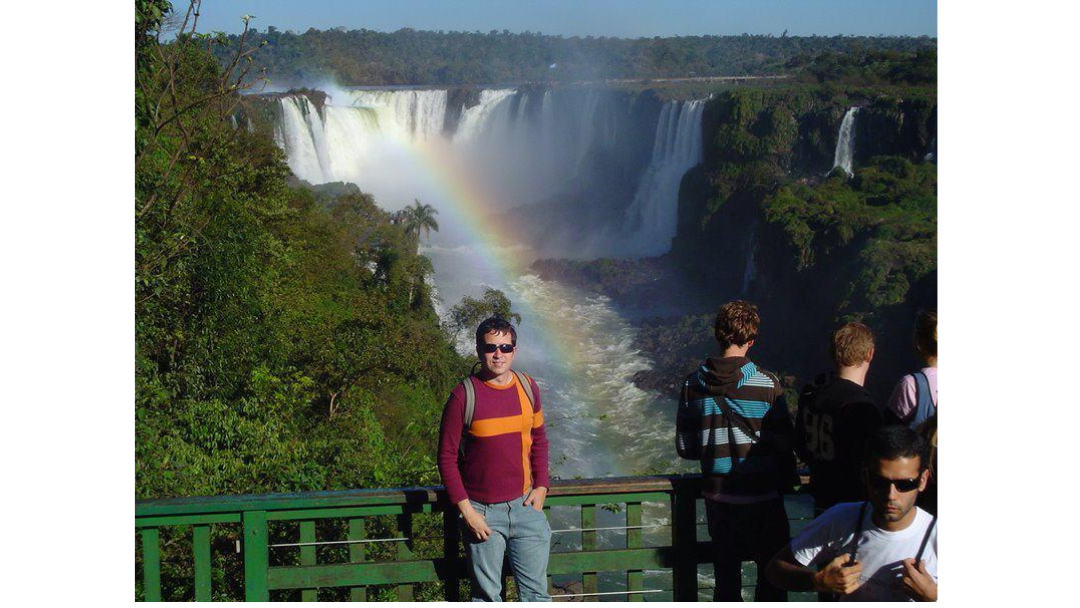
top-left (469, 414), bottom-right (527, 437)
top-left (515, 375), bottom-right (534, 495)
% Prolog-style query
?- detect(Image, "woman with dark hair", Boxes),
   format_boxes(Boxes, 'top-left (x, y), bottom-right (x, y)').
top-left (886, 309), bottom-right (937, 427)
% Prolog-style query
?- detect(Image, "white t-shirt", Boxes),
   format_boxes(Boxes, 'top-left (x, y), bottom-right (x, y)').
top-left (792, 501), bottom-right (938, 602)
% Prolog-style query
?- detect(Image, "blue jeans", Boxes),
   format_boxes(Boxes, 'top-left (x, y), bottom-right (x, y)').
top-left (464, 491), bottom-right (552, 602)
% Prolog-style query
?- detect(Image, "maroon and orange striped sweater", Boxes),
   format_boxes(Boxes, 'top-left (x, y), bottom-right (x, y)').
top-left (437, 373), bottom-right (550, 504)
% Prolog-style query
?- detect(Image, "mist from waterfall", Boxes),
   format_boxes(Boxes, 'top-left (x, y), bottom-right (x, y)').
top-left (451, 88), bottom-right (610, 209)
top-left (832, 106), bottom-right (859, 176)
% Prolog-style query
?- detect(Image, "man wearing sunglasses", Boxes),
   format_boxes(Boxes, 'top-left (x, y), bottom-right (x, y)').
top-left (437, 316), bottom-right (551, 601)
top-left (765, 425), bottom-right (938, 601)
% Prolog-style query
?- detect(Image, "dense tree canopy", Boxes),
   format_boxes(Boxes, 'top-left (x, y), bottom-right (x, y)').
top-left (213, 26), bottom-right (935, 87)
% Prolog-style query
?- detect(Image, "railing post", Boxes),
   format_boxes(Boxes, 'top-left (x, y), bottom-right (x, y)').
top-left (141, 527), bottom-right (161, 602)
top-left (193, 525), bottom-right (212, 601)
top-left (348, 518), bottom-right (367, 601)
top-left (626, 502), bottom-right (644, 601)
top-left (300, 520), bottom-right (317, 601)
top-left (396, 512), bottom-right (414, 601)
top-left (443, 508), bottom-right (461, 601)
top-left (671, 482), bottom-right (698, 602)
top-left (243, 510), bottom-right (270, 601)
top-left (581, 504), bottom-right (598, 596)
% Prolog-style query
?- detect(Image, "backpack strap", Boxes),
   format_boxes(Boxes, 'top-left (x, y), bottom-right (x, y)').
top-left (915, 513), bottom-right (938, 563)
top-left (512, 370), bottom-right (536, 409)
top-left (715, 392), bottom-right (762, 442)
top-left (845, 501), bottom-right (870, 566)
top-left (462, 376), bottom-right (476, 429)
top-left (909, 371), bottom-right (936, 429)
top-left (458, 376), bottom-right (476, 460)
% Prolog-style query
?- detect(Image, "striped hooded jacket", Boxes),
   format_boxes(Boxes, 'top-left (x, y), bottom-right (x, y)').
top-left (676, 356), bottom-right (796, 497)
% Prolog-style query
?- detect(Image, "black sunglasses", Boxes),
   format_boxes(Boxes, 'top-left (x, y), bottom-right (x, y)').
top-left (868, 474), bottom-right (921, 493)
top-left (481, 343), bottom-right (515, 354)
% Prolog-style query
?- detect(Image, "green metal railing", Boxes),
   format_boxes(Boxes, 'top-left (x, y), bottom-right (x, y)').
top-left (135, 475), bottom-right (814, 601)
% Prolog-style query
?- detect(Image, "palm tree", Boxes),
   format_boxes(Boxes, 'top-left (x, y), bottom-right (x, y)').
top-left (401, 199), bottom-right (440, 244)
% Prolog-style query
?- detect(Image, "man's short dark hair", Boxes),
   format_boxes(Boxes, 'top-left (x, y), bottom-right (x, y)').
top-left (476, 316), bottom-right (517, 349)
top-left (864, 425), bottom-right (930, 472)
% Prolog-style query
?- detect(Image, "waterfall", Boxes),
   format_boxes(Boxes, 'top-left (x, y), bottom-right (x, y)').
top-left (832, 107), bottom-right (859, 176)
top-left (320, 105), bottom-right (380, 185)
top-left (348, 89), bottom-right (447, 141)
top-left (924, 135), bottom-right (937, 162)
top-left (741, 231), bottom-right (757, 295)
top-left (275, 90), bottom-right (448, 189)
top-left (452, 89), bottom-right (516, 144)
top-left (269, 87), bottom-right (707, 256)
top-left (277, 96), bottom-right (326, 183)
top-left (621, 99), bottom-right (705, 256)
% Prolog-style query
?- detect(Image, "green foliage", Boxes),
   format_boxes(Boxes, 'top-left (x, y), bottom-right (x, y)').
top-left (762, 156), bottom-right (937, 316)
top-left (788, 48), bottom-right (937, 86)
top-left (213, 27), bottom-right (934, 86)
top-left (136, 1), bottom-right (468, 501)
top-left (447, 288), bottom-right (523, 344)
top-left (135, 6), bottom-right (474, 597)
top-left (397, 199), bottom-right (440, 244)
top-left (712, 91), bottom-right (804, 163)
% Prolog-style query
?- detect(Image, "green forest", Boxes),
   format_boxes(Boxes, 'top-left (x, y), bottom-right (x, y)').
top-left (136, 0), bottom-right (471, 503)
top-left (216, 25), bottom-right (935, 86)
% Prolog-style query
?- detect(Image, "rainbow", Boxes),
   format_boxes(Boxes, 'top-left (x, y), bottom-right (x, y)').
top-left (401, 135), bottom-right (587, 374)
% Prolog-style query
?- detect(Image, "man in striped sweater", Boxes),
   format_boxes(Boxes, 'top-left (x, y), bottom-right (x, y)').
top-left (438, 317), bottom-right (551, 601)
top-left (676, 300), bottom-right (796, 601)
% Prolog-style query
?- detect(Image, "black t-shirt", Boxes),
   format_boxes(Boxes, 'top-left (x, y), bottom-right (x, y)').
top-left (796, 374), bottom-right (883, 511)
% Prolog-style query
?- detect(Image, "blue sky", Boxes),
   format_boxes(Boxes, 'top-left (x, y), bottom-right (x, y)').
top-left (190, 0), bottom-right (936, 38)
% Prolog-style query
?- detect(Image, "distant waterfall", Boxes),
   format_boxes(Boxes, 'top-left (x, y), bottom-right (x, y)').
top-left (622, 99), bottom-right (705, 256)
top-left (924, 135), bottom-right (937, 162)
top-left (741, 231), bottom-right (757, 295)
top-left (832, 107), bottom-right (859, 176)
top-left (275, 90), bottom-right (449, 188)
top-left (275, 87), bottom-right (622, 209)
top-left (277, 96), bottom-right (327, 183)
top-left (349, 89), bottom-right (447, 140)
top-left (271, 87), bottom-right (709, 258)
